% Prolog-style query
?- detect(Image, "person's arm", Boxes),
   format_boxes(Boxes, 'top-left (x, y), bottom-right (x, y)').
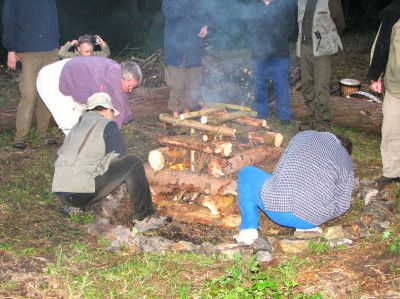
top-left (329, 0), bottom-right (346, 36)
top-left (2, 0), bottom-right (17, 52)
top-left (93, 35), bottom-right (110, 57)
top-left (367, 19), bottom-right (394, 82)
top-left (58, 41), bottom-right (77, 59)
top-left (103, 121), bottom-right (126, 156)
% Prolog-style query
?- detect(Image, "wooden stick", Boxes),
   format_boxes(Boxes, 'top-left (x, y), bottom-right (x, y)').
top-left (159, 113), bottom-right (237, 137)
top-left (179, 107), bottom-right (225, 120)
top-left (145, 163), bottom-right (237, 195)
top-left (205, 111), bottom-right (258, 125)
top-left (247, 131), bottom-right (283, 147)
top-left (233, 117), bottom-right (268, 128)
top-left (157, 135), bottom-right (233, 157)
top-left (202, 102), bottom-right (253, 112)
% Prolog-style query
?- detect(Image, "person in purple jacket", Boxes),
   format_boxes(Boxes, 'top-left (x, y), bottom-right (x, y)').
top-left (36, 56), bottom-right (141, 136)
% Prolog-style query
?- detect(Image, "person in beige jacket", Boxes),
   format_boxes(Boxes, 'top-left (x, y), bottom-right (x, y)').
top-left (58, 34), bottom-right (110, 59)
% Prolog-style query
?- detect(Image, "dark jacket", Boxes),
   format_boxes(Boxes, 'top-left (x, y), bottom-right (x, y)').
top-left (367, 0), bottom-right (400, 82)
top-left (246, 0), bottom-right (297, 60)
top-left (162, 0), bottom-right (215, 68)
top-left (2, 0), bottom-right (59, 52)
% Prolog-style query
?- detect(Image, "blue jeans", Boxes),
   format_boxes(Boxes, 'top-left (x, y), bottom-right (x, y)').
top-left (252, 57), bottom-right (292, 121)
top-left (238, 166), bottom-right (315, 230)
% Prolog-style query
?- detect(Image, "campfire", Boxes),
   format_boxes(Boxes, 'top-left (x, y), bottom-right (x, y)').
top-left (144, 103), bottom-right (283, 229)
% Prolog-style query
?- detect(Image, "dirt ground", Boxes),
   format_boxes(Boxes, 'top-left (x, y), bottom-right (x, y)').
top-left (1, 32), bottom-right (400, 298)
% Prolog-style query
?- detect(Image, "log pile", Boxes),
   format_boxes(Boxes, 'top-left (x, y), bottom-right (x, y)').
top-left (147, 105), bottom-right (283, 229)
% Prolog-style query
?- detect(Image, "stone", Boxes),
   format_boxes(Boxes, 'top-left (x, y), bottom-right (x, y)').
top-left (201, 242), bottom-right (216, 256)
top-left (353, 177), bottom-right (360, 193)
top-left (255, 251), bottom-right (273, 263)
top-left (363, 188), bottom-right (379, 205)
top-left (215, 242), bottom-right (253, 259)
top-left (370, 220), bottom-right (391, 234)
top-left (251, 237), bottom-right (273, 253)
top-left (278, 238), bottom-right (312, 254)
top-left (359, 178), bottom-right (376, 188)
top-left (140, 236), bottom-right (174, 253)
top-left (294, 227), bottom-right (323, 239)
top-left (328, 238), bottom-right (353, 248)
top-left (85, 216), bottom-right (112, 237)
top-left (378, 189), bottom-right (391, 201)
top-left (173, 241), bottom-right (200, 253)
top-left (360, 214), bottom-right (374, 228)
top-left (105, 225), bottom-right (134, 245)
top-left (323, 226), bottom-right (346, 240)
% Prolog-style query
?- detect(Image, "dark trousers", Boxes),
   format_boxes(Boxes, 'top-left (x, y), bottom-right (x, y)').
top-left (60, 155), bottom-right (155, 220)
top-left (252, 57), bottom-right (292, 121)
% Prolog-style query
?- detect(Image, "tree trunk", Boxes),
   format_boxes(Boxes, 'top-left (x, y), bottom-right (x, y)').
top-left (287, 92), bottom-right (382, 134)
top-left (157, 135), bottom-right (233, 157)
top-left (159, 113), bottom-right (237, 137)
top-left (154, 198), bottom-right (241, 229)
top-left (144, 163), bottom-right (238, 195)
top-left (246, 131), bottom-right (283, 147)
top-left (222, 146), bottom-right (282, 175)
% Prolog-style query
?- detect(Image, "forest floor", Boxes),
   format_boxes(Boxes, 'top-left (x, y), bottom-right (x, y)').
top-left (0, 32), bottom-right (400, 298)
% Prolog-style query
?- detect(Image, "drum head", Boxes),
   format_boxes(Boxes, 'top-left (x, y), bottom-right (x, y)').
top-left (340, 78), bottom-right (361, 86)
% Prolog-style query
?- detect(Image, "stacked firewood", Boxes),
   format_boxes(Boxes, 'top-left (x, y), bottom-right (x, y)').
top-left (145, 104), bottom-right (283, 229)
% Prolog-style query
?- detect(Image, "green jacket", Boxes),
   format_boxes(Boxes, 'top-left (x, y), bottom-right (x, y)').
top-left (58, 41), bottom-right (110, 59)
top-left (297, 0), bottom-right (345, 57)
top-left (52, 111), bottom-right (119, 193)
top-left (385, 19), bottom-right (400, 97)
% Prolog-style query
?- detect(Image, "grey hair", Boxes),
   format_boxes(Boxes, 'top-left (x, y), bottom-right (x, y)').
top-left (121, 61), bottom-right (142, 84)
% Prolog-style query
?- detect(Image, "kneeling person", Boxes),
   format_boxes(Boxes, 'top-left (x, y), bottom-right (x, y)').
top-left (52, 92), bottom-right (168, 230)
top-left (236, 130), bottom-right (354, 245)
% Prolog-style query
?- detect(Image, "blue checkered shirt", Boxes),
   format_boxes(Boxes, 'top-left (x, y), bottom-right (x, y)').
top-left (261, 131), bottom-right (354, 226)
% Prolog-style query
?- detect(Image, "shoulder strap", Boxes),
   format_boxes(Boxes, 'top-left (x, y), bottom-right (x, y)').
top-left (77, 120), bottom-right (100, 154)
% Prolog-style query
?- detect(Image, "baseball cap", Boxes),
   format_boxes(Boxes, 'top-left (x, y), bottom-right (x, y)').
top-left (87, 92), bottom-right (119, 116)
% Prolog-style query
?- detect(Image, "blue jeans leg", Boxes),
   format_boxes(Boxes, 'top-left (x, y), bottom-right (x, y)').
top-left (252, 58), bottom-right (270, 119)
top-left (270, 58), bottom-right (292, 121)
top-left (238, 166), bottom-right (272, 229)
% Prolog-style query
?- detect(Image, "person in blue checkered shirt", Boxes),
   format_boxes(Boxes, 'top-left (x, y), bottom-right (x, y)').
top-left (235, 130), bottom-right (354, 245)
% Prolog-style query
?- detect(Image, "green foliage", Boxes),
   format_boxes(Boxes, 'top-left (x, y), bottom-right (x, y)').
top-left (396, 189), bottom-right (400, 212)
top-left (199, 254), bottom-right (320, 298)
top-left (308, 238), bottom-right (330, 256)
top-left (0, 242), bottom-right (13, 251)
top-left (67, 212), bottom-right (95, 225)
top-left (379, 230), bottom-right (400, 254)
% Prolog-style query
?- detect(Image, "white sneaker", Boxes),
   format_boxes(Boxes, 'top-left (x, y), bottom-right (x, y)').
top-left (235, 229), bottom-right (258, 245)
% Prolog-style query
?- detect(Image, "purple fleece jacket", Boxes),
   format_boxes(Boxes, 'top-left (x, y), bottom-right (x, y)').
top-left (59, 56), bottom-right (133, 128)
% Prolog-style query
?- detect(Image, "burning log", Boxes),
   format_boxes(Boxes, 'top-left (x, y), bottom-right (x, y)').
top-left (159, 113), bottom-right (237, 137)
top-left (157, 135), bottom-right (233, 157)
top-left (247, 131), bottom-right (283, 147)
top-left (204, 110), bottom-right (258, 125)
top-left (200, 194), bottom-right (237, 216)
top-left (144, 163), bottom-right (237, 195)
top-left (154, 198), bottom-right (241, 229)
top-left (222, 146), bottom-right (282, 175)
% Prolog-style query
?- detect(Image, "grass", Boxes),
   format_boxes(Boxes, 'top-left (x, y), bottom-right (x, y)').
top-left (0, 31), bottom-right (399, 297)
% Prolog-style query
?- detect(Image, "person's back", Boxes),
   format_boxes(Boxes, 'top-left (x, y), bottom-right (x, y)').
top-left (262, 130), bottom-right (354, 226)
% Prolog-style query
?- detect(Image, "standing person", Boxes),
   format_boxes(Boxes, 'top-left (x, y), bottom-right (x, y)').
top-left (246, 0), bottom-right (297, 123)
top-left (58, 34), bottom-right (111, 59)
top-left (367, 1), bottom-right (400, 189)
top-left (52, 92), bottom-right (170, 232)
top-left (235, 131), bottom-right (354, 245)
top-left (162, 0), bottom-right (215, 117)
top-left (37, 56), bottom-right (141, 136)
top-left (297, 0), bottom-right (346, 131)
top-left (2, 0), bottom-right (60, 150)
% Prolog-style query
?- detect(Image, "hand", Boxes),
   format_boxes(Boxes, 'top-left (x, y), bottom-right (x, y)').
top-left (370, 80), bottom-right (382, 94)
top-left (95, 35), bottom-right (106, 46)
top-left (7, 51), bottom-right (18, 70)
top-left (198, 25), bottom-right (208, 39)
top-left (70, 40), bottom-right (79, 46)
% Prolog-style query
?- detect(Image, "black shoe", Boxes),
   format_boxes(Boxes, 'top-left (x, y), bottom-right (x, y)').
top-left (376, 176), bottom-right (400, 189)
top-left (13, 141), bottom-right (26, 150)
top-left (43, 135), bottom-right (57, 145)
